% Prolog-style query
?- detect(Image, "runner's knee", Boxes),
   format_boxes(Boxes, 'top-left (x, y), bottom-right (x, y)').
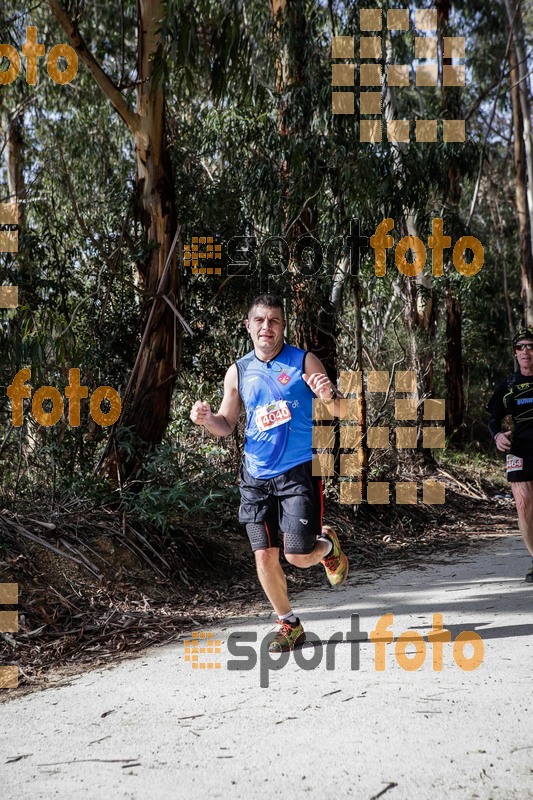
top-left (513, 484), bottom-right (533, 514)
top-left (254, 547), bottom-right (280, 571)
top-left (285, 552), bottom-right (314, 567)
top-left (515, 494), bottom-right (533, 515)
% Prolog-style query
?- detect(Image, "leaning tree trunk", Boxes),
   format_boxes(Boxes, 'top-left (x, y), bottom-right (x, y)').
top-left (48, 0), bottom-right (180, 476)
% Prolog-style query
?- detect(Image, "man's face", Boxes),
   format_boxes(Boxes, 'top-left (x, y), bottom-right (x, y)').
top-left (515, 339), bottom-right (533, 374)
top-left (245, 305), bottom-right (285, 358)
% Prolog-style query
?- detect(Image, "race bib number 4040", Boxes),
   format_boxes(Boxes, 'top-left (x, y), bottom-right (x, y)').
top-left (255, 400), bottom-right (291, 432)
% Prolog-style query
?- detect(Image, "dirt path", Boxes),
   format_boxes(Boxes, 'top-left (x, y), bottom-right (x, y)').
top-left (1, 533), bottom-right (532, 799)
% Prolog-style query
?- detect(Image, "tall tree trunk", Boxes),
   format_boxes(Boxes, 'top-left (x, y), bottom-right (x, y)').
top-left (507, 15), bottom-right (533, 323)
top-left (445, 285), bottom-right (464, 441)
top-left (1, 109), bottom-right (30, 302)
top-left (353, 276), bottom-right (368, 499)
top-left (383, 37), bottom-right (435, 400)
top-left (504, 0), bottom-right (533, 257)
top-left (438, 0), bottom-right (465, 442)
top-left (48, 0), bottom-right (180, 474)
top-left (1, 109), bottom-right (26, 317)
top-left (129, 0), bottom-right (179, 447)
top-left (270, 0), bottom-right (337, 378)
top-left (2, 110), bottom-right (25, 224)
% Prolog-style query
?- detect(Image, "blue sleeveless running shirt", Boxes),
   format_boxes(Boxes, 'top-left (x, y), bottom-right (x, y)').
top-left (236, 343), bottom-right (314, 479)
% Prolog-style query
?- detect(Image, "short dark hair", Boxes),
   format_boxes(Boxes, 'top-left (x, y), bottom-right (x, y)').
top-left (247, 294), bottom-right (284, 318)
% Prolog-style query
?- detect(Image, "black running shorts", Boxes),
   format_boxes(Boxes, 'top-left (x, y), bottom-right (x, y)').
top-left (238, 460), bottom-right (324, 554)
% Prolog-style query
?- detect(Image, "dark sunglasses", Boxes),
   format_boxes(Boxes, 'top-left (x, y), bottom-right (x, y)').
top-left (515, 343), bottom-right (533, 351)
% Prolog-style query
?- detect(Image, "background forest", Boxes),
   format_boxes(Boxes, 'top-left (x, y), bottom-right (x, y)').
top-left (0, 0), bottom-right (532, 555)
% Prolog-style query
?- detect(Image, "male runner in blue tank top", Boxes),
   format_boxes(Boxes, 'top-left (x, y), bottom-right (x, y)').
top-left (190, 293), bottom-right (349, 651)
top-left (487, 328), bottom-right (533, 583)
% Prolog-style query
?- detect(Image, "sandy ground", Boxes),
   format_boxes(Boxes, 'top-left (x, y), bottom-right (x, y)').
top-left (1, 534), bottom-right (533, 800)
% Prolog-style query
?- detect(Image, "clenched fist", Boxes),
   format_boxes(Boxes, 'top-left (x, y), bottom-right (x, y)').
top-left (303, 372), bottom-right (335, 399)
top-left (190, 400), bottom-right (213, 426)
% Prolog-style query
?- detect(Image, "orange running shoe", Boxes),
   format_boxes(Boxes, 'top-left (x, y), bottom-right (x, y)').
top-left (320, 525), bottom-right (349, 586)
top-left (269, 618), bottom-right (306, 652)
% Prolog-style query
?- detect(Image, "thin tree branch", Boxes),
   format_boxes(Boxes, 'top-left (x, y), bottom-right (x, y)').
top-left (47, 0), bottom-right (139, 134)
top-left (467, 19), bottom-right (515, 226)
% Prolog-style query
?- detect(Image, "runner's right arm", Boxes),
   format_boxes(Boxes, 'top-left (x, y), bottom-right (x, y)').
top-left (486, 376), bottom-right (512, 452)
top-left (190, 363), bottom-right (242, 437)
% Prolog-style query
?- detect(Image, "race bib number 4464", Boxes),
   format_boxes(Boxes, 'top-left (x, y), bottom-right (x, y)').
top-left (506, 454), bottom-right (524, 473)
top-left (255, 400), bottom-right (291, 432)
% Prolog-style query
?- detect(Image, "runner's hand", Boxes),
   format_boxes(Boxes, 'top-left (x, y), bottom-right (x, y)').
top-left (495, 430), bottom-right (512, 452)
top-left (303, 372), bottom-right (335, 399)
top-left (190, 400), bottom-right (213, 426)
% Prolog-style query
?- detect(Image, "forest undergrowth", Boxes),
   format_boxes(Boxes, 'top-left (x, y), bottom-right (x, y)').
top-left (0, 443), bottom-right (516, 700)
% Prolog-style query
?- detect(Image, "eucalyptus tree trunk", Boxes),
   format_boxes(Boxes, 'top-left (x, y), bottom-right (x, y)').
top-left (2, 110), bottom-right (25, 224)
top-left (506, 6), bottom-right (533, 324)
top-left (48, 0), bottom-right (180, 474)
top-left (270, 0), bottom-right (337, 378)
top-left (438, 0), bottom-right (465, 442)
top-left (445, 286), bottom-right (464, 439)
top-left (353, 276), bottom-right (368, 499)
top-left (504, 0), bottom-right (533, 262)
top-left (383, 48), bottom-right (435, 404)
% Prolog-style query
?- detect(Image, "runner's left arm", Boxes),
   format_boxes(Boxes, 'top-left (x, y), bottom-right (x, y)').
top-left (303, 352), bottom-right (347, 419)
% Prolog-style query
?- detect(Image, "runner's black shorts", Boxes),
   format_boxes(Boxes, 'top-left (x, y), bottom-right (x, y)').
top-left (238, 459), bottom-right (324, 554)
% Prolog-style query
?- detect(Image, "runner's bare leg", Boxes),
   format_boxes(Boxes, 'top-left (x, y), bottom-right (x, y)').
top-left (254, 548), bottom-right (292, 617)
top-left (254, 539), bottom-right (331, 617)
top-left (511, 480), bottom-right (533, 556)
